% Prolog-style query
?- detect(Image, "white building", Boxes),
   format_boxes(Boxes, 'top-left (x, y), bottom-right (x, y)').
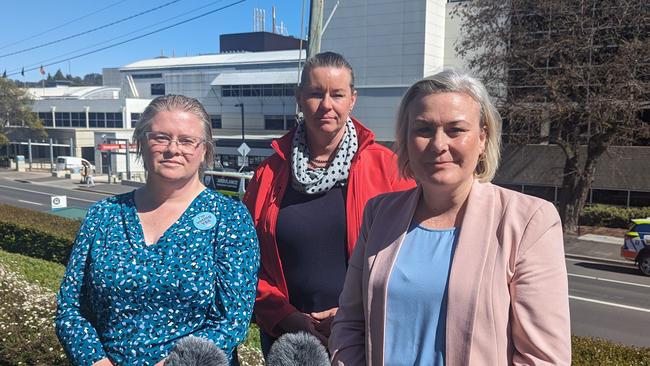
top-left (28, 50), bottom-right (307, 173)
top-left (321, 0), bottom-right (466, 141)
top-left (25, 1), bottom-right (469, 172)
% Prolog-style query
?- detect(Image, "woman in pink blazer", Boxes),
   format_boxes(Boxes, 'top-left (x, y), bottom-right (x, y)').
top-left (329, 70), bottom-right (571, 365)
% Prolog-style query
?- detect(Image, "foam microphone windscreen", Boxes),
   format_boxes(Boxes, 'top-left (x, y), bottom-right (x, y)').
top-left (165, 335), bottom-right (229, 366)
top-left (265, 332), bottom-right (330, 366)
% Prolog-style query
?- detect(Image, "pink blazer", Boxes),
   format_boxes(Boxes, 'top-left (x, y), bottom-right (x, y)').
top-left (330, 181), bottom-right (571, 365)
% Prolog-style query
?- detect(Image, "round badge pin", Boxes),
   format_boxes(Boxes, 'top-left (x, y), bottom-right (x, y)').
top-left (193, 212), bottom-right (217, 230)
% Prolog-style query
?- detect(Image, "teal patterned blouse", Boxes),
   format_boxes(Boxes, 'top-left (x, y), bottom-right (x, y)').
top-left (55, 189), bottom-right (259, 366)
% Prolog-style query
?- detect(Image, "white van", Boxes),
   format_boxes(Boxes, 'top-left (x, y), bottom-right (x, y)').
top-left (56, 156), bottom-right (94, 173)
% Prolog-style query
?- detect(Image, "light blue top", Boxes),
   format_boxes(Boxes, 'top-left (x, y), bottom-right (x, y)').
top-left (55, 189), bottom-right (259, 366)
top-left (384, 224), bottom-right (458, 366)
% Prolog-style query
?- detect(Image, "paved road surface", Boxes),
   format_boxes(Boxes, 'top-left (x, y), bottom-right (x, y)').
top-left (567, 257), bottom-right (650, 347)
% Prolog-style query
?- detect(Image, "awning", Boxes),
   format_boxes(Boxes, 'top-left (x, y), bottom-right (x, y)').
top-left (210, 70), bottom-right (299, 86)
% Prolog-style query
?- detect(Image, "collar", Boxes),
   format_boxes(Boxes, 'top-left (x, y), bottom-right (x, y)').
top-left (270, 116), bottom-right (376, 161)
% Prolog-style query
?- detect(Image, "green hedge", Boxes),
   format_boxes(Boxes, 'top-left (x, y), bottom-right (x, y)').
top-left (580, 205), bottom-right (650, 229)
top-left (0, 203), bottom-right (80, 264)
top-left (572, 335), bottom-right (650, 365)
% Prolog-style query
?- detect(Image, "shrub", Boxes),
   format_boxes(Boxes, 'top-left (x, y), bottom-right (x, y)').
top-left (580, 205), bottom-right (650, 229)
top-left (0, 250), bottom-right (66, 292)
top-left (0, 203), bottom-right (80, 264)
top-left (0, 263), bottom-right (67, 365)
top-left (572, 335), bottom-right (650, 365)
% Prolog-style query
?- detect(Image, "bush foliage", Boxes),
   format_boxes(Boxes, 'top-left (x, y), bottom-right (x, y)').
top-left (580, 205), bottom-right (650, 229)
top-left (0, 203), bottom-right (80, 264)
top-left (2, 204), bottom-right (649, 364)
top-left (572, 335), bottom-right (650, 365)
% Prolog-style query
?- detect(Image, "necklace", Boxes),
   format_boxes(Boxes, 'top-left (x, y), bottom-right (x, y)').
top-left (309, 157), bottom-right (330, 164)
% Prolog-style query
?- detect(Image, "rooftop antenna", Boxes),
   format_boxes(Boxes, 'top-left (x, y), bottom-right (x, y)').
top-left (272, 6), bottom-right (277, 34)
top-left (253, 8), bottom-right (266, 32)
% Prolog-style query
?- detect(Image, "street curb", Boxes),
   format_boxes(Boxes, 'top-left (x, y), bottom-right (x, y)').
top-left (75, 187), bottom-right (134, 196)
top-left (565, 253), bottom-right (634, 267)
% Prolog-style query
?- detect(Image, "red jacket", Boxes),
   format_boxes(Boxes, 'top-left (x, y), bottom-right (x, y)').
top-left (243, 117), bottom-right (415, 336)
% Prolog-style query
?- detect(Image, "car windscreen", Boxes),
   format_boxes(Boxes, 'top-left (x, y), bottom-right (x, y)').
top-left (633, 223), bottom-right (650, 234)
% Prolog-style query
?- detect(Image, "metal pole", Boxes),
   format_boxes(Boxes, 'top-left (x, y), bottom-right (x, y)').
top-left (28, 139), bottom-right (32, 171)
top-left (236, 103), bottom-right (245, 143)
top-left (49, 138), bottom-right (54, 171)
top-left (240, 104), bottom-right (245, 143)
top-left (125, 139), bottom-right (131, 180)
top-left (308, 0), bottom-right (324, 57)
top-left (69, 137), bottom-right (74, 157)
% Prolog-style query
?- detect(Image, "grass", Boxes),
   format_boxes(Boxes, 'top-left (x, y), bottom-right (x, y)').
top-left (0, 249), bottom-right (65, 292)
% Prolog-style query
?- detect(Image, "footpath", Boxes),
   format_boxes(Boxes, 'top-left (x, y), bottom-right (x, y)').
top-left (0, 169), bottom-right (630, 266)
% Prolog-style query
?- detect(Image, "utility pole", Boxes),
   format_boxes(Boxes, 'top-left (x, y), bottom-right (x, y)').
top-left (308, 0), bottom-right (324, 57)
top-left (235, 103), bottom-right (245, 143)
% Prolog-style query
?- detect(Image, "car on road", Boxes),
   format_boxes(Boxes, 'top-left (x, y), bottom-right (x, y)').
top-left (620, 218), bottom-right (650, 276)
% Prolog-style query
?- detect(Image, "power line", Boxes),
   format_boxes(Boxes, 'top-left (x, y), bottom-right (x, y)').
top-left (6, 0), bottom-right (246, 77)
top-left (7, 0), bottom-right (230, 75)
top-left (0, 0), bottom-right (182, 60)
top-left (0, 0), bottom-right (129, 51)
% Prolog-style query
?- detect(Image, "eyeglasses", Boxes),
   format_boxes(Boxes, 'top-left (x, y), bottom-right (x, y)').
top-left (146, 132), bottom-right (205, 153)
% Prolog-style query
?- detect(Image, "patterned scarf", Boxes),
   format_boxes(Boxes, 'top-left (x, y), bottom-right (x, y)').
top-left (290, 118), bottom-right (359, 194)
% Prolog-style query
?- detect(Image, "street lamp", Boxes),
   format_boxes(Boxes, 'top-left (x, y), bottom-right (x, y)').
top-left (235, 103), bottom-right (245, 143)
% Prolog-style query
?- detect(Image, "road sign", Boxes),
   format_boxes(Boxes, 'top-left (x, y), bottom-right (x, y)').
top-left (237, 155), bottom-right (249, 167)
top-left (98, 143), bottom-right (137, 152)
top-left (51, 195), bottom-right (67, 210)
top-left (237, 142), bottom-right (251, 157)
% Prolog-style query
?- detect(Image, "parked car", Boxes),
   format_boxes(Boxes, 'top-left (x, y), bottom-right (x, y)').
top-left (620, 218), bottom-right (650, 276)
top-left (202, 170), bottom-right (253, 200)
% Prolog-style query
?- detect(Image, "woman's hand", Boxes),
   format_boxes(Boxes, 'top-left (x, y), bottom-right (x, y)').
top-left (154, 359), bottom-right (165, 366)
top-left (278, 311), bottom-right (327, 345)
top-left (311, 307), bottom-right (338, 339)
top-left (92, 358), bottom-right (114, 366)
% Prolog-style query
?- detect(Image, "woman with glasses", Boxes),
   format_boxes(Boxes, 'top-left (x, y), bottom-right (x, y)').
top-left (56, 95), bottom-right (259, 366)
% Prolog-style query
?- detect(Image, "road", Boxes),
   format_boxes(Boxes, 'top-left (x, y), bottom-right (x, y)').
top-left (0, 176), bottom-right (112, 212)
top-left (1, 173), bottom-right (649, 347)
top-left (567, 257), bottom-right (650, 347)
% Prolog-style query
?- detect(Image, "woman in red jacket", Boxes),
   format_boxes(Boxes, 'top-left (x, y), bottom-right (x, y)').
top-left (243, 51), bottom-right (414, 355)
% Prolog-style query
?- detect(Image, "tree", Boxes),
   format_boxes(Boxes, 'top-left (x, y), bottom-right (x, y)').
top-left (453, 0), bottom-right (650, 233)
top-left (0, 78), bottom-right (47, 145)
top-left (53, 69), bottom-right (65, 80)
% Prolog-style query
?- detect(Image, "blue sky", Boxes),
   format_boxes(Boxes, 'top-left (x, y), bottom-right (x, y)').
top-left (0, 0), bottom-right (307, 81)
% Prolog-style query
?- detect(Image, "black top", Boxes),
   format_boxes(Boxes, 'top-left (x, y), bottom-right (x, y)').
top-left (276, 183), bottom-right (348, 313)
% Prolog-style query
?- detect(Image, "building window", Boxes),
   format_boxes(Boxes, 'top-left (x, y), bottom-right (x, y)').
top-left (71, 112), bottom-right (85, 127)
top-left (55, 112), bottom-right (71, 127)
top-left (220, 84), bottom-right (296, 97)
top-left (210, 115), bottom-right (222, 129)
top-left (105, 113), bottom-right (123, 128)
top-left (131, 73), bottom-right (162, 79)
top-left (151, 83), bottom-right (165, 96)
top-left (89, 112), bottom-right (105, 128)
top-left (264, 115), bottom-right (294, 130)
top-left (38, 112), bottom-right (53, 127)
top-left (131, 113), bottom-right (141, 128)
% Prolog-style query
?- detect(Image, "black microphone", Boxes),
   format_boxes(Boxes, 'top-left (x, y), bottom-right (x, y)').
top-left (165, 335), bottom-right (229, 366)
top-left (265, 332), bottom-right (330, 366)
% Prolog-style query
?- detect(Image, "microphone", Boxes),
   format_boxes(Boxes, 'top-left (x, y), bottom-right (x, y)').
top-left (165, 335), bottom-right (229, 366)
top-left (265, 332), bottom-right (330, 366)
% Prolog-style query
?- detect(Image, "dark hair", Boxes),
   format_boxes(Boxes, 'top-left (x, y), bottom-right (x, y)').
top-left (299, 51), bottom-right (355, 90)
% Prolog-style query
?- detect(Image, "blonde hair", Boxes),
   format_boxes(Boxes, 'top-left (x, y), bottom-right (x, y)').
top-left (133, 94), bottom-right (214, 169)
top-left (394, 69), bottom-right (502, 182)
